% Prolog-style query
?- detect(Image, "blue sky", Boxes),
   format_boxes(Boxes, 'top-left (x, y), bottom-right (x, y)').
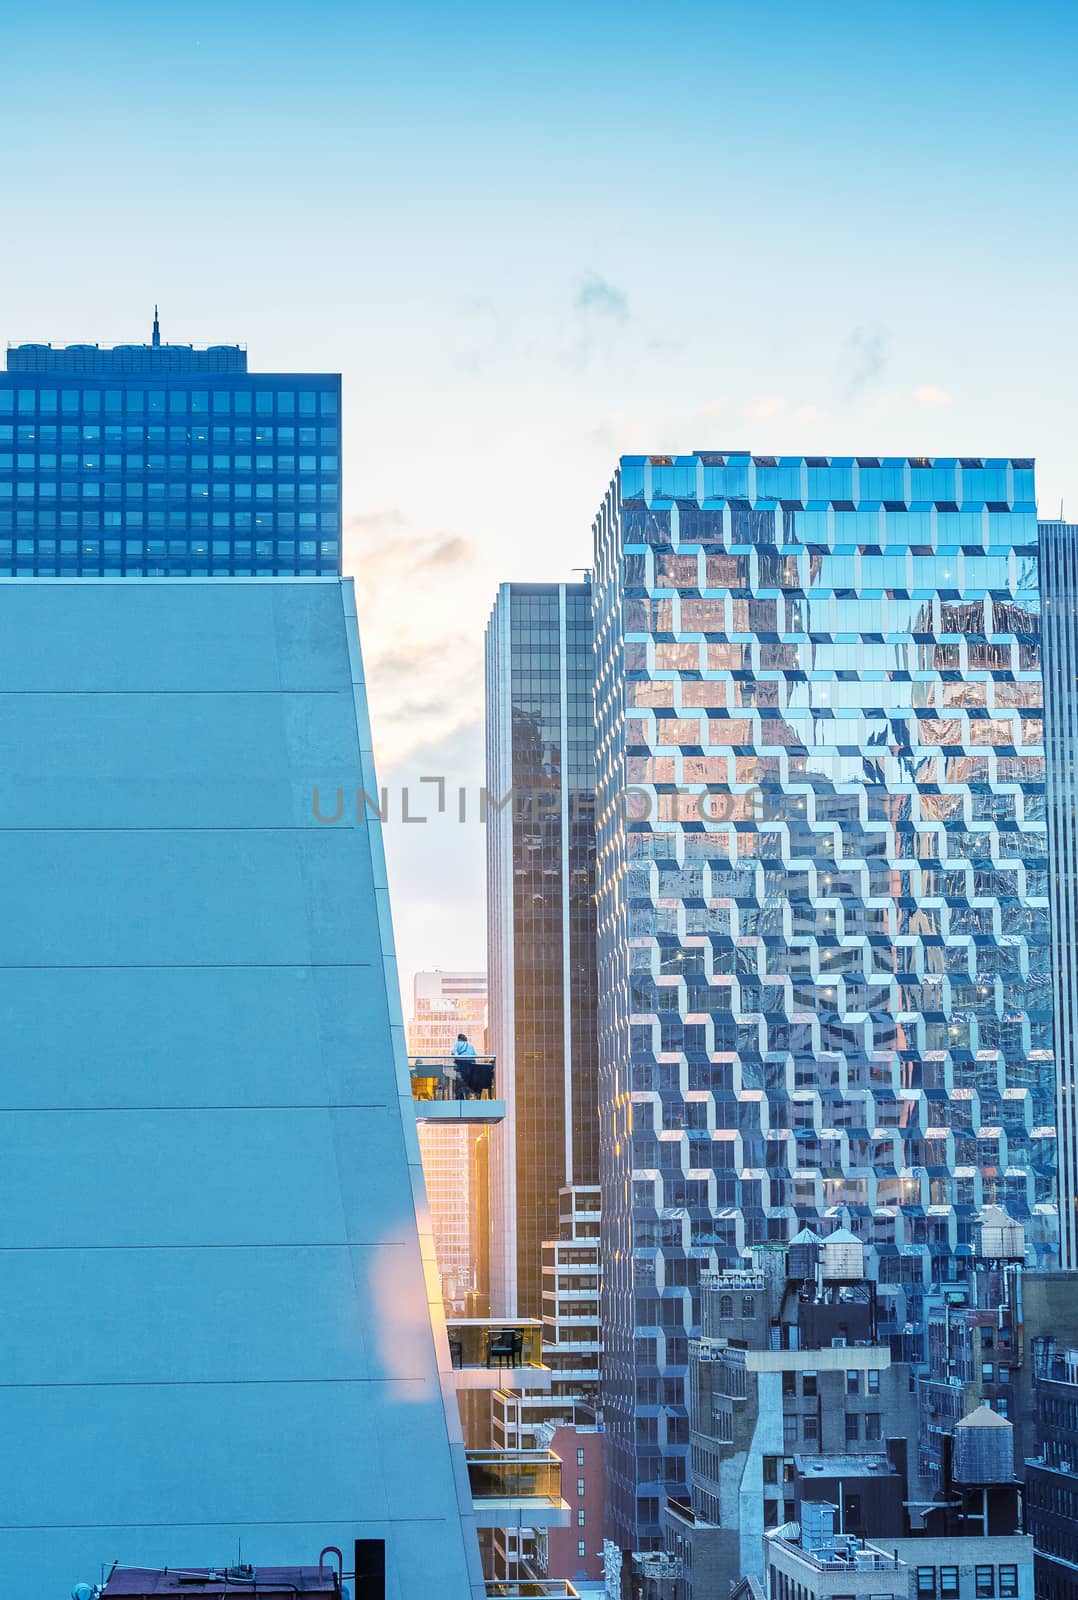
top-left (2, 0), bottom-right (1075, 999)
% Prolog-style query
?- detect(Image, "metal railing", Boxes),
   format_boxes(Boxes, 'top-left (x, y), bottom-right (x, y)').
top-left (447, 1319), bottom-right (545, 1371)
top-left (409, 1054), bottom-right (497, 1101)
top-left (484, 1585), bottom-right (579, 1598)
top-left (467, 1450), bottom-right (563, 1502)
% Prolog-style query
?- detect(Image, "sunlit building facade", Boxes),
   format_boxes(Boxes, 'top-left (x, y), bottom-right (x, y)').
top-left (485, 582), bottom-right (600, 1318)
top-left (0, 324), bottom-right (341, 576)
top-left (592, 451), bottom-right (1057, 1547)
top-left (408, 971), bottom-right (490, 1314)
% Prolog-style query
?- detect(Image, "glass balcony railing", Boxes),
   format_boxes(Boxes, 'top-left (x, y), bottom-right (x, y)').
top-left (484, 1584), bottom-right (579, 1598)
top-left (447, 1319), bottom-right (545, 1372)
top-left (409, 1054), bottom-right (497, 1101)
top-left (467, 1450), bottom-right (563, 1503)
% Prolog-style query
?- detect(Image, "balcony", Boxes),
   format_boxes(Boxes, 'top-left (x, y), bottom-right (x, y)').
top-left (485, 1586), bottom-right (579, 1598)
top-left (468, 1450), bottom-right (571, 1529)
top-left (409, 1056), bottom-right (505, 1123)
top-left (446, 1319), bottom-right (551, 1390)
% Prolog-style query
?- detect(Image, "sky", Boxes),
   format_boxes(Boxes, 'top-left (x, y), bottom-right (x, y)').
top-left (2, 0), bottom-right (1075, 1005)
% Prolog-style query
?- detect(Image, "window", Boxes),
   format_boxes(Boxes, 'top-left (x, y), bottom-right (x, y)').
top-left (742, 1295), bottom-right (755, 1318)
top-left (982, 1362), bottom-right (994, 1381)
top-left (916, 1571), bottom-right (936, 1600)
top-left (783, 1415), bottom-right (798, 1447)
top-left (577, 1508), bottom-right (585, 1527)
top-left (845, 1413), bottom-right (860, 1443)
top-left (578, 1541), bottom-right (587, 1560)
top-left (578, 1477), bottom-right (586, 1497)
top-left (803, 1371), bottom-right (818, 1398)
top-left (865, 1412), bottom-right (882, 1440)
top-left (802, 1415), bottom-right (819, 1443)
top-left (783, 1371), bottom-right (797, 1398)
top-left (867, 1369), bottom-right (881, 1394)
top-left (763, 1457), bottom-right (778, 1485)
top-left (719, 1295), bottom-right (734, 1318)
top-left (999, 1567), bottom-right (1018, 1599)
top-left (577, 1448), bottom-right (585, 1467)
top-left (940, 1567), bottom-right (959, 1599)
top-left (975, 1566), bottom-right (995, 1598)
top-left (847, 1370), bottom-right (861, 1394)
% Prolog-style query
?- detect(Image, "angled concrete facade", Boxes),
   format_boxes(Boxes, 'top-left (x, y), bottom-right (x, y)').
top-left (0, 579), bottom-right (482, 1600)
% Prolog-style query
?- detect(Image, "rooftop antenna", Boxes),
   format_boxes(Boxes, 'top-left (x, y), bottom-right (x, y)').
top-left (152, 305), bottom-right (161, 348)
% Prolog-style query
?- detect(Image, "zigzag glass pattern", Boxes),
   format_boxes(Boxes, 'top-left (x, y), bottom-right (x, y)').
top-left (591, 452), bottom-right (1057, 1547)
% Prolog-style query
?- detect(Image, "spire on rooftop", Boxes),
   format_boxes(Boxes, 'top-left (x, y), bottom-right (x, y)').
top-left (152, 305), bottom-right (161, 348)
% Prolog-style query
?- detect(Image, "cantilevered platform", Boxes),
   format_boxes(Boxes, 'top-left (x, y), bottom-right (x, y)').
top-left (409, 1055), bottom-right (505, 1123)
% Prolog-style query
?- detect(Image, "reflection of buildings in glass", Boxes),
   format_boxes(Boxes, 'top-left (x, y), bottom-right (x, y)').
top-left (407, 970), bottom-right (489, 1315)
top-left (1040, 521), bottom-right (1078, 1271)
top-left (592, 452), bottom-right (1056, 1549)
top-left (485, 583), bottom-right (600, 1319)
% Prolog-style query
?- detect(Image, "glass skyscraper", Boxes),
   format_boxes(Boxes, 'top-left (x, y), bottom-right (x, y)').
top-left (591, 452), bottom-right (1057, 1547)
top-left (485, 581), bottom-right (600, 1318)
top-left (1040, 521), bottom-right (1078, 1268)
top-left (0, 323), bottom-right (341, 576)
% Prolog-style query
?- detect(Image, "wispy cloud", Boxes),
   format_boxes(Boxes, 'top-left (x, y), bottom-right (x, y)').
top-left (842, 325), bottom-right (889, 398)
top-left (912, 384), bottom-right (953, 410)
top-left (743, 394), bottom-right (786, 421)
top-left (574, 273), bottom-right (630, 322)
top-left (345, 509), bottom-right (484, 766)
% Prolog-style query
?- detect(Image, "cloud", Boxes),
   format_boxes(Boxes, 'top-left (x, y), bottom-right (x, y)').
top-left (912, 384), bottom-right (953, 410)
top-left (743, 394), bottom-right (786, 421)
top-left (842, 325), bottom-right (889, 397)
top-left (574, 274), bottom-right (629, 322)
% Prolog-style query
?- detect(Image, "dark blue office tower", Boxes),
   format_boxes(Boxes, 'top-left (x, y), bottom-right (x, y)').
top-left (0, 318), bottom-right (341, 576)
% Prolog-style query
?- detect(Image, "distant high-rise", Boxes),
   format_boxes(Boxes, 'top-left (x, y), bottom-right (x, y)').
top-left (408, 970), bottom-right (489, 1313)
top-left (485, 582), bottom-right (600, 1318)
top-left (1040, 521), bottom-right (1078, 1268)
top-left (0, 327), bottom-right (341, 576)
top-left (592, 452), bottom-right (1056, 1547)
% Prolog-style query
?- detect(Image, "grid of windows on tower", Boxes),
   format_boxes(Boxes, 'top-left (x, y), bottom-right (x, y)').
top-left (0, 382), bottom-right (341, 576)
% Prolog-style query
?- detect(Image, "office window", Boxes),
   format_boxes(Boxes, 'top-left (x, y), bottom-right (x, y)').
top-left (845, 1412), bottom-right (860, 1443)
top-left (577, 1508), bottom-right (585, 1527)
top-left (803, 1371), bottom-right (817, 1398)
top-left (578, 1477), bottom-right (586, 1496)
top-left (998, 1567), bottom-right (1018, 1599)
top-left (867, 1369), bottom-right (880, 1394)
top-left (783, 1371), bottom-right (797, 1398)
top-left (802, 1415), bottom-right (819, 1443)
top-left (577, 1448), bottom-right (585, 1466)
top-left (847, 1370), bottom-right (860, 1394)
top-left (916, 1574), bottom-right (936, 1600)
top-left (975, 1566), bottom-right (995, 1598)
top-left (783, 1415), bottom-right (797, 1447)
top-left (578, 1541), bottom-right (587, 1560)
top-left (865, 1413), bottom-right (882, 1440)
top-left (940, 1567), bottom-right (959, 1599)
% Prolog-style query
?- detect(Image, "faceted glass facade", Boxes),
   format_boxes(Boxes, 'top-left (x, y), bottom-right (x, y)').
top-left (592, 452), bottom-right (1056, 1547)
top-left (486, 582), bottom-right (599, 1318)
top-left (1040, 522), bottom-right (1078, 1268)
top-left (0, 345), bottom-right (341, 576)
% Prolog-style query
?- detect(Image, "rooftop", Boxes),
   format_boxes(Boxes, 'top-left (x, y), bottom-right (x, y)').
top-left (6, 340), bottom-right (247, 375)
top-left (100, 1569), bottom-right (339, 1596)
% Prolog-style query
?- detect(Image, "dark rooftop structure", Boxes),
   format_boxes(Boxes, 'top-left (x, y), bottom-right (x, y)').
top-left (100, 1566), bottom-right (342, 1596)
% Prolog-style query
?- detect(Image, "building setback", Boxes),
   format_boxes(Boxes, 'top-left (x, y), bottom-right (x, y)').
top-left (591, 452), bottom-right (1057, 1548)
top-left (0, 325), bottom-right (341, 576)
top-left (485, 581), bottom-right (600, 1318)
top-left (0, 578), bottom-right (481, 1600)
